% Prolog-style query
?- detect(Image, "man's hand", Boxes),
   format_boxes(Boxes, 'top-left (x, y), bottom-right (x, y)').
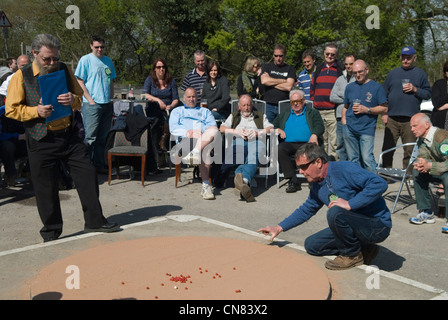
top-left (57, 92), bottom-right (74, 106)
top-left (257, 225), bottom-right (283, 242)
top-left (328, 198), bottom-right (351, 211)
top-left (37, 104), bottom-right (54, 118)
top-left (414, 157), bottom-right (431, 173)
top-left (276, 128), bottom-right (286, 139)
top-left (185, 129), bottom-right (202, 139)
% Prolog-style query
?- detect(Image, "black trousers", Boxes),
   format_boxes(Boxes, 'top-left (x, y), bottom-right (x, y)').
top-left (26, 129), bottom-right (106, 239)
top-left (278, 141), bottom-right (306, 184)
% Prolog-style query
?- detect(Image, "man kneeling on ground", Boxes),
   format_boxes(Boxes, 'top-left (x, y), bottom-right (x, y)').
top-left (258, 143), bottom-right (391, 270)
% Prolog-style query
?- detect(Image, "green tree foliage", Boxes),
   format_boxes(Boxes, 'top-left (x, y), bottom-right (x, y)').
top-left (1, 0), bottom-right (447, 86)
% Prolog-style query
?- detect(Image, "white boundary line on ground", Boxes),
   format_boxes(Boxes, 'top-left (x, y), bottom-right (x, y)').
top-left (0, 214), bottom-right (447, 299)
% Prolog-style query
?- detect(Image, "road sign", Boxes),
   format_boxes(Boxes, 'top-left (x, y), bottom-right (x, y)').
top-left (0, 11), bottom-right (12, 27)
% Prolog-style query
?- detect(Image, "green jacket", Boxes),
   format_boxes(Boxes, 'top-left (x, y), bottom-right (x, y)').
top-left (417, 127), bottom-right (448, 176)
top-left (273, 106), bottom-right (325, 146)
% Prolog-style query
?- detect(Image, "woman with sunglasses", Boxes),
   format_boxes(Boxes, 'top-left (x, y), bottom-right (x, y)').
top-left (143, 58), bottom-right (179, 151)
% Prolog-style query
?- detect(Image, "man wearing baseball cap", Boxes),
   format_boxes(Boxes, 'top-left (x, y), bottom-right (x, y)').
top-left (380, 46), bottom-right (431, 171)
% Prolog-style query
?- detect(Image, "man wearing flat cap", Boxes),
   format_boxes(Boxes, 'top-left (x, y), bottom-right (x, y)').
top-left (380, 46), bottom-right (431, 171)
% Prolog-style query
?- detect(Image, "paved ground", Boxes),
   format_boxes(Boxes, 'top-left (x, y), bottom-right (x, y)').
top-left (1, 129), bottom-right (448, 301)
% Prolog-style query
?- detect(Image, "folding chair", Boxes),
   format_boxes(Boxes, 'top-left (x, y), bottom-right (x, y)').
top-left (376, 142), bottom-right (419, 213)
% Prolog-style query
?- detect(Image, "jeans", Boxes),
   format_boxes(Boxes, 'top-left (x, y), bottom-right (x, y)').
top-left (265, 103), bottom-right (279, 124)
top-left (220, 139), bottom-right (265, 182)
top-left (413, 169), bottom-right (448, 215)
top-left (336, 119), bottom-right (347, 161)
top-left (304, 206), bottom-right (391, 257)
top-left (343, 125), bottom-right (376, 172)
top-left (82, 102), bottom-right (113, 170)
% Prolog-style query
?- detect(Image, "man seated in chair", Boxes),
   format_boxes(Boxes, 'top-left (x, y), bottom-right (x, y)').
top-left (409, 113), bottom-right (448, 233)
top-left (274, 89), bottom-right (324, 193)
top-left (169, 87), bottom-right (219, 200)
top-left (218, 94), bottom-right (273, 202)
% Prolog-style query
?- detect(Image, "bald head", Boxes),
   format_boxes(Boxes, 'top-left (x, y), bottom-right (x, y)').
top-left (410, 113), bottom-right (432, 138)
top-left (17, 55), bottom-right (30, 69)
top-left (353, 59), bottom-right (369, 84)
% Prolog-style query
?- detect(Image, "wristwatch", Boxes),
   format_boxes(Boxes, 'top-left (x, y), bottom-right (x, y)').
top-left (367, 107), bottom-right (371, 114)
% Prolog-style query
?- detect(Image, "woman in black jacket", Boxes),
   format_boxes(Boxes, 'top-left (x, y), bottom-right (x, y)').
top-left (430, 60), bottom-right (448, 129)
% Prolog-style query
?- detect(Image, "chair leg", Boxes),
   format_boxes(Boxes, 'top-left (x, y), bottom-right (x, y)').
top-left (116, 157), bottom-right (120, 180)
top-left (141, 155), bottom-right (146, 187)
top-left (175, 163), bottom-right (181, 188)
top-left (108, 153), bottom-right (112, 185)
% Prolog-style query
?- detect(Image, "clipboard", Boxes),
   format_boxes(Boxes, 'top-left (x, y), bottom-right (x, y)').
top-left (38, 69), bottom-right (72, 124)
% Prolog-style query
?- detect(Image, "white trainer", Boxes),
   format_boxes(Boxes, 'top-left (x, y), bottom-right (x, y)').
top-left (201, 184), bottom-right (215, 200)
top-left (182, 151), bottom-right (201, 165)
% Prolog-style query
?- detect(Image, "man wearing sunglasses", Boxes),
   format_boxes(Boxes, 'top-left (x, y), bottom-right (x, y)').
top-left (75, 35), bottom-right (117, 174)
top-left (258, 143), bottom-right (391, 270)
top-left (260, 44), bottom-right (296, 123)
top-left (5, 34), bottom-right (119, 242)
top-left (274, 89), bottom-right (324, 193)
top-left (309, 44), bottom-right (345, 161)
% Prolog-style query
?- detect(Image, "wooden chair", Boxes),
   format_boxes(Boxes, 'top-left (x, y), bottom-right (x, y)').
top-left (108, 129), bottom-right (148, 186)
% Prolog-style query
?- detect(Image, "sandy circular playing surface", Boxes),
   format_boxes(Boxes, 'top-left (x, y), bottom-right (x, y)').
top-left (28, 236), bottom-right (331, 300)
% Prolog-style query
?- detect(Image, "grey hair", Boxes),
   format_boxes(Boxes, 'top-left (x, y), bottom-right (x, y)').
top-left (194, 50), bottom-right (205, 59)
top-left (294, 143), bottom-right (328, 164)
top-left (31, 34), bottom-right (61, 53)
top-left (289, 89), bottom-right (305, 100)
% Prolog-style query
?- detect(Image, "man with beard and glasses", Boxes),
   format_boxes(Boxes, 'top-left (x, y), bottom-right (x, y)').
top-left (5, 34), bottom-right (119, 242)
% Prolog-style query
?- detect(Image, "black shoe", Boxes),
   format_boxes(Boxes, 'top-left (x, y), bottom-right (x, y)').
top-left (286, 181), bottom-right (301, 193)
top-left (43, 237), bottom-right (59, 243)
top-left (84, 222), bottom-right (120, 233)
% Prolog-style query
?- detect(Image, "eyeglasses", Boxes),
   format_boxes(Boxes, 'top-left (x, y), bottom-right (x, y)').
top-left (345, 62), bottom-right (353, 66)
top-left (155, 66), bottom-right (166, 69)
top-left (291, 99), bottom-right (304, 105)
top-left (94, 46), bottom-right (105, 49)
top-left (325, 52), bottom-right (336, 57)
top-left (274, 55), bottom-right (284, 58)
top-left (297, 159), bottom-right (316, 171)
top-left (40, 56), bottom-right (60, 63)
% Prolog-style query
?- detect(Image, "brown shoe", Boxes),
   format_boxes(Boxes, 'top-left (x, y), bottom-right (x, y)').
top-left (325, 252), bottom-right (364, 270)
top-left (362, 244), bottom-right (379, 265)
top-left (234, 173), bottom-right (255, 202)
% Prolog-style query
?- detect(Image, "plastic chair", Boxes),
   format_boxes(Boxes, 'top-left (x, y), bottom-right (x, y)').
top-left (107, 129), bottom-right (148, 186)
top-left (376, 142), bottom-right (419, 213)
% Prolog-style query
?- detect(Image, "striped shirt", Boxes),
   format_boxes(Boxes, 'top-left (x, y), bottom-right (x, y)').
top-left (296, 68), bottom-right (314, 100)
top-left (180, 68), bottom-right (207, 101)
top-left (311, 63), bottom-right (339, 110)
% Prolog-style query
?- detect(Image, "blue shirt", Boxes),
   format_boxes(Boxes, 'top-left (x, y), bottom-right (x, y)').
top-left (75, 53), bottom-right (117, 104)
top-left (142, 78), bottom-right (179, 105)
top-left (297, 68), bottom-right (314, 100)
top-left (384, 66), bottom-right (431, 117)
top-left (284, 107), bottom-right (311, 143)
top-left (278, 161), bottom-right (392, 231)
top-left (169, 105), bottom-right (217, 137)
top-left (344, 80), bottom-right (387, 136)
top-left (0, 106), bottom-right (19, 141)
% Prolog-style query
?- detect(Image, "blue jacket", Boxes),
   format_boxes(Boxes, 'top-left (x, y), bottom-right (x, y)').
top-left (279, 161), bottom-right (391, 231)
